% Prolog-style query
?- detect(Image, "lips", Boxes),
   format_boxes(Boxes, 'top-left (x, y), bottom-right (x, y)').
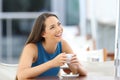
top-left (55, 33), bottom-right (62, 37)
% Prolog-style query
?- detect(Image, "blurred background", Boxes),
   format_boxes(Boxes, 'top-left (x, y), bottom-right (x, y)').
top-left (0, 0), bottom-right (117, 64)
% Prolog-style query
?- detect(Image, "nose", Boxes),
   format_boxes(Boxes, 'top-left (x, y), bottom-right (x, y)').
top-left (57, 26), bottom-right (63, 32)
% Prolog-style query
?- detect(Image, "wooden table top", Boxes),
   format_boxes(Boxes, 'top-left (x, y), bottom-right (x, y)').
top-left (34, 75), bottom-right (114, 80)
top-left (21, 61), bottom-right (116, 80)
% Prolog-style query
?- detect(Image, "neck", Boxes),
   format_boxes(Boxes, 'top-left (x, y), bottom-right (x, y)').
top-left (42, 40), bottom-right (58, 54)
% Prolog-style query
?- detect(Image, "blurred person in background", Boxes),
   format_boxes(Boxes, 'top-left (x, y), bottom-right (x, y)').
top-left (16, 12), bottom-right (87, 80)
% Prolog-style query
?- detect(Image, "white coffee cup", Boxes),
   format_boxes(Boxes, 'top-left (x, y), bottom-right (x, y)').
top-left (66, 54), bottom-right (73, 63)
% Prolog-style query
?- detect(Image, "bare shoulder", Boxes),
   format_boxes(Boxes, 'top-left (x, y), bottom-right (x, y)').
top-left (61, 39), bottom-right (68, 45)
top-left (23, 43), bottom-right (37, 53)
top-left (21, 43), bottom-right (38, 61)
top-left (24, 43), bottom-right (37, 50)
top-left (61, 39), bottom-right (73, 53)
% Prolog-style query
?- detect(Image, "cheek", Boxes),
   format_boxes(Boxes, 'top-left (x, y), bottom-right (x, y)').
top-left (45, 31), bottom-right (54, 37)
top-left (60, 27), bottom-right (63, 32)
top-left (62, 28), bottom-right (63, 32)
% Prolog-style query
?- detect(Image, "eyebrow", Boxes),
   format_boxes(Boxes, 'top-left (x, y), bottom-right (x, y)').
top-left (49, 24), bottom-right (54, 27)
top-left (49, 21), bottom-right (60, 27)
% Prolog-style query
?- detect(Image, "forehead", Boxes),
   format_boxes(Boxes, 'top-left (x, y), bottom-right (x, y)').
top-left (45, 16), bottom-right (59, 26)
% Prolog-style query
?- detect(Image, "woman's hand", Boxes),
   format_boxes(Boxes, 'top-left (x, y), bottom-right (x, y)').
top-left (70, 54), bottom-right (80, 65)
top-left (50, 53), bottom-right (67, 67)
top-left (68, 53), bottom-right (87, 76)
top-left (67, 54), bottom-right (80, 74)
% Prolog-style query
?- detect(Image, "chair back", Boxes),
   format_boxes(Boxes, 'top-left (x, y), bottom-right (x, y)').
top-left (76, 48), bottom-right (107, 62)
top-left (0, 62), bottom-right (18, 80)
top-left (86, 48), bottom-right (107, 62)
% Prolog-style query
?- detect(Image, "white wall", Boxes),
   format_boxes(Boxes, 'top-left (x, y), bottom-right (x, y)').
top-left (86, 0), bottom-right (117, 53)
top-left (87, 0), bottom-right (117, 23)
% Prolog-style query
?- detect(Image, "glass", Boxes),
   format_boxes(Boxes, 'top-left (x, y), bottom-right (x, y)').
top-left (62, 67), bottom-right (72, 74)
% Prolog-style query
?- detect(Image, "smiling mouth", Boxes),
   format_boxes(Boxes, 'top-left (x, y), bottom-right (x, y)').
top-left (55, 33), bottom-right (62, 37)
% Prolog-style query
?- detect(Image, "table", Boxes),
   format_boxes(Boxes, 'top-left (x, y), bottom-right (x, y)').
top-left (21, 61), bottom-right (117, 80)
top-left (34, 75), bottom-right (115, 80)
top-left (61, 61), bottom-right (114, 76)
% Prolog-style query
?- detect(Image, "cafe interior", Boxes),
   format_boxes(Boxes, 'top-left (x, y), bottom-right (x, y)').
top-left (0, 0), bottom-right (119, 80)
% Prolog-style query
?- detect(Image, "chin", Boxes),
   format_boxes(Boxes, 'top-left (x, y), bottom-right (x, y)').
top-left (56, 37), bottom-right (62, 42)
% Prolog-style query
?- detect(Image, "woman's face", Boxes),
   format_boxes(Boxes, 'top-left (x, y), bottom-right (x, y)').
top-left (42, 16), bottom-right (63, 42)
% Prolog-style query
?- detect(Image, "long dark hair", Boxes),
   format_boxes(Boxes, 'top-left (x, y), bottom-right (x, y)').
top-left (25, 13), bottom-right (58, 45)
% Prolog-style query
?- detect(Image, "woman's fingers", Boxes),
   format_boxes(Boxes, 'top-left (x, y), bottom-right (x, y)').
top-left (70, 54), bottom-right (79, 63)
top-left (58, 53), bottom-right (67, 66)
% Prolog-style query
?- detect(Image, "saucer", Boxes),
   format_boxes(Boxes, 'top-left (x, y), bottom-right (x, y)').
top-left (61, 74), bottom-right (79, 77)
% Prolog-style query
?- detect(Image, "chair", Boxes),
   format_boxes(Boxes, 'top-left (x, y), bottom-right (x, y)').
top-left (0, 62), bottom-right (18, 80)
top-left (76, 48), bottom-right (107, 62)
top-left (86, 48), bottom-right (107, 62)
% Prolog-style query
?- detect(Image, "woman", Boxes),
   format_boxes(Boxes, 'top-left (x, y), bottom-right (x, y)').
top-left (16, 13), bottom-right (87, 80)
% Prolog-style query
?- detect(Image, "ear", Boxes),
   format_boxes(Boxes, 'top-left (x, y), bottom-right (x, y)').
top-left (41, 32), bottom-right (46, 38)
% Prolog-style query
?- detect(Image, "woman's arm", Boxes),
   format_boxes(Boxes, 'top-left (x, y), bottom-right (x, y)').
top-left (17, 43), bottom-right (54, 79)
top-left (61, 39), bottom-right (87, 76)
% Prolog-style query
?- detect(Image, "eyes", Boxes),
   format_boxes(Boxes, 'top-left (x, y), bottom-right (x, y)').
top-left (58, 22), bottom-right (61, 26)
top-left (49, 22), bottom-right (61, 29)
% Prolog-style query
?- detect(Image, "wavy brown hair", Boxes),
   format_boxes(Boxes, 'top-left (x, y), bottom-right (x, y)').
top-left (25, 13), bottom-right (58, 45)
